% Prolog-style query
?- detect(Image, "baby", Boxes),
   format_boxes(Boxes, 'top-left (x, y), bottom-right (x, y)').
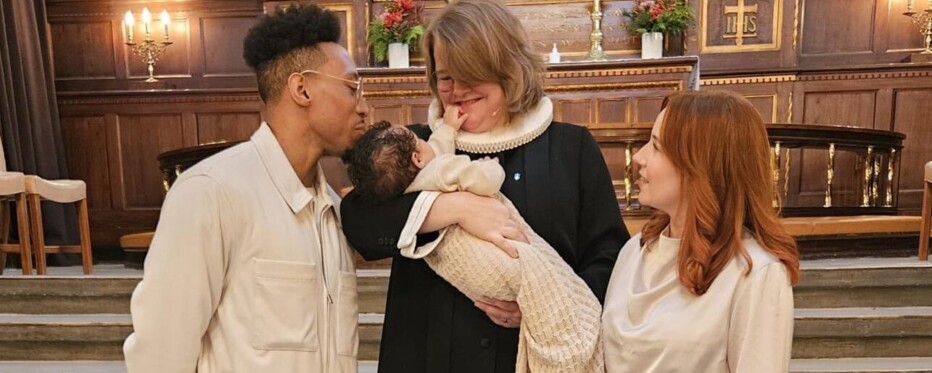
top-left (342, 108), bottom-right (604, 373)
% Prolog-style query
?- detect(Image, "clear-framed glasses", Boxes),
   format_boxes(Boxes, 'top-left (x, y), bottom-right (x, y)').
top-left (297, 69), bottom-right (365, 105)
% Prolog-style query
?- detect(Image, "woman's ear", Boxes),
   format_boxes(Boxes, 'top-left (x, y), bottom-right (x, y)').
top-left (286, 73), bottom-right (312, 106)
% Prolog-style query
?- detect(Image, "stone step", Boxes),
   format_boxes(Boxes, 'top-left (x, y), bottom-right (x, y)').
top-left (2, 259), bottom-right (931, 315)
top-left (1, 358), bottom-right (931, 373)
top-left (796, 258), bottom-right (932, 308)
top-left (3, 308), bottom-right (931, 362)
top-left (0, 314), bottom-right (384, 362)
top-left (0, 361), bottom-right (381, 373)
top-left (789, 357), bottom-right (932, 372)
top-left (793, 307), bottom-right (932, 359)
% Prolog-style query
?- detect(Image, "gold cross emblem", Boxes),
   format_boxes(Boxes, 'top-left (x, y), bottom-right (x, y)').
top-left (723, 0), bottom-right (759, 46)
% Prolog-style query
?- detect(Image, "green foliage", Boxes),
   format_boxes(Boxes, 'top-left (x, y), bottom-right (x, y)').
top-left (622, 0), bottom-right (695, 35)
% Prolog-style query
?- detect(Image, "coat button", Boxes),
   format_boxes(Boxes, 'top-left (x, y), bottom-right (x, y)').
top-left (479, 338), bottom-right (491, 348)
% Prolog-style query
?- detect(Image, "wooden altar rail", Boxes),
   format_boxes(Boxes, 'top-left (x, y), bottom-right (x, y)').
top-left (593, 123), bottom-right (906, 217)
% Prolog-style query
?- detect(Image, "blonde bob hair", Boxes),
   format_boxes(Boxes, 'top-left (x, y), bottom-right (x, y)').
top-left (422, 0), bottom-right (545, 121)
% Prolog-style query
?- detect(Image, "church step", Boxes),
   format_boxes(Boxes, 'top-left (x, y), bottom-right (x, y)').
top-left (0, 360), bottom-right (381, 373)
top-left (790, 357), bottom-right (932, 372)
top-left (795, 258), bottom-right (932, 308)
top-left (793, 307), bottom-right (932, 359)
top-left (2, 259), bottom-right (931, 316)
top-left (0, 314), bottom-right (384, 361)
top-left (3, 309), bottom-right (931, 361)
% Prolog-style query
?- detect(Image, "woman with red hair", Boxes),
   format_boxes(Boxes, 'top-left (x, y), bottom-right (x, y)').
top-left (602, 90), bottom-right (800, 372)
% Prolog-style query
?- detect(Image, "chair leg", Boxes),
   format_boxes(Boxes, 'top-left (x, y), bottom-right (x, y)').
top-left (16, 193), bottom-right (32, 275)
top-left (27, 194), bottom-right (45, 275)
top-left (0, 200), bottom-right (8, 275)
top-left (920, 181), bottom-right (931, 261)
top-left (77, 198), bottom-right (92, 275)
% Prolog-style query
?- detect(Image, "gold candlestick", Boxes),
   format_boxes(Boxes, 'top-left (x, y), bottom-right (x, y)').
top-left (124, 9), bottom-right (173, 82)
top-left (904, 2), bottom-right (932, 55)
top-left (586, 0), bottom-right (607, 61)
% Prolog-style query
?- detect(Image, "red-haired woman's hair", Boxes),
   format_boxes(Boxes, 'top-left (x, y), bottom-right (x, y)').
top-left (640, 91), bottom-right (800, 295)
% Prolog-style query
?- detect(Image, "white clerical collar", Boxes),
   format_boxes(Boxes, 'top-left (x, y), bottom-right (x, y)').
top-left (428, 97), bottom-right (553, 154)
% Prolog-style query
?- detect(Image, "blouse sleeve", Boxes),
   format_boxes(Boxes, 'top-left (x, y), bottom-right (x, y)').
top-left (727, 262), bottom-right (794, 373)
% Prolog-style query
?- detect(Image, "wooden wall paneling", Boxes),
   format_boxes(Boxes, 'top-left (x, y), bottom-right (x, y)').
top-left (556, 99), bottom-right (593, 127)
top-left (886, 1), bottom-right (927, 53)
top-left (892, 88), bottom-right (932, 212)
top-left (634, 96), bottom-right (664, 124)
top-left (409, 103), bottom-right (431, 124)
top-left (196, 113), bottom-right (262, 144)
top-left (369, 103), bottom-right (407, 125)
top-left (49, 20), bottom-right (118, 80)
top-left (60, 116), bottom-right (112, 209)
top-left (200, 16), bottom-right (256, 78)
top-left (800, 0), bottom-right (875, 56)
top-left (595, 98), bottom-right (630, 128)
top-left (182, 113), bottom-right (199, 148)
top-left (116, 114), bottom-right (185, 209)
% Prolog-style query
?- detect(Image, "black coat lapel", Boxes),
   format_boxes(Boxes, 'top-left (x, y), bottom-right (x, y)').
top-left (523, 128), bottom-right (552, 241)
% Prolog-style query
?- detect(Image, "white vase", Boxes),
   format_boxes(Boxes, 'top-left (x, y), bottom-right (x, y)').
top-left (641, 32), bottom-right (664, 59)
top-left (388, 42), bottom-right (409, 68)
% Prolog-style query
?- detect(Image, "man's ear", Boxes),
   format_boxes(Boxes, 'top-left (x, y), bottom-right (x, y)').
top-left (286, 73), bottom-right (312, 106)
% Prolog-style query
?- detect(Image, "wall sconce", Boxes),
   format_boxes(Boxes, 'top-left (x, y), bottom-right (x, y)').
top-left (123, 8), bottom-right (173, 82)
top-left (904, 0), bottom-right (932, 61)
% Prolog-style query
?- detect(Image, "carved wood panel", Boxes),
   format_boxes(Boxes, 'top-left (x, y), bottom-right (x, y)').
top-left (892, 88), bottom-right (932, 207)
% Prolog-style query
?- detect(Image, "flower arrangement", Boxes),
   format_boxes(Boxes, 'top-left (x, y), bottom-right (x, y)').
top-left (368, 0), bottom-right (425, 63)
top-left (621, 0), bottom-right (694, 35)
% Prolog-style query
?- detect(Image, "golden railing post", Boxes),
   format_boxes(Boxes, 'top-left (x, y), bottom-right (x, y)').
top-left (885, 148), bottom-right (896, 207)
top-left (825, 143), bottom-right (835, 208)
top-left (872, 150), bottom-right (881, 205)
top-left (862, 146), bottom-right (874, 207)
top-left (771, 142), bottom-right (782, 207)
top-left (624, 143), bottom-right (633, 210)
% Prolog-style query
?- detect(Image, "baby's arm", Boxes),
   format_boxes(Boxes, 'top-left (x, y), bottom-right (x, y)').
top-left (429, 105), bottom-right (467, 155)
top-left (422, 155), bottom-right (505, 197)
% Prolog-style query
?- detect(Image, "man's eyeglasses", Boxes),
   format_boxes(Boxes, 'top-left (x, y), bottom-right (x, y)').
top-left (297, 69), bottom-right (365, 105)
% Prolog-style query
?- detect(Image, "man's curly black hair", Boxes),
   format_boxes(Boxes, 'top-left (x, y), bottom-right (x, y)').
top-left (343, 121), bottom-right (421, 203)
top-left (242, 4), bottom-right (341, 103)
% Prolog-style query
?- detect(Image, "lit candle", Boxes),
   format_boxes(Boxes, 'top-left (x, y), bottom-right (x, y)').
top-left (594, 0), bottom-right (601, 12)
top-left (161, 10), bottom-right (170, 40)
top-left (123, 11), bottom-right (134, 43)
top-left (141, 7), bottom-right (151, 37)
top-left (908, 0), bottom-right (913, 12)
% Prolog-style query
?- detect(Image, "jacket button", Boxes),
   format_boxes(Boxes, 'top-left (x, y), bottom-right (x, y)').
top-left (479, 338), bottom-right (491, 348)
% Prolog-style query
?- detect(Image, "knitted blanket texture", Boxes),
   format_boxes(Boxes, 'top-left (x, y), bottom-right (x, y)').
top-left (424, 196), bottom-right (605, 373)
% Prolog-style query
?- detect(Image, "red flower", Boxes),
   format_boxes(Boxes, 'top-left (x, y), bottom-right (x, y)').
top-left (396, 0), bottom-right (415, 11)
top-left (381, 10), bottom-right (403, 28)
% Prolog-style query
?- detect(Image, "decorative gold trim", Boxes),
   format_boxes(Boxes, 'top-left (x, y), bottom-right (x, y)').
top-left (547, 66), bottom-right (693, 79)
top-left (624, 143), bottom-right (633, 210)
top-left (787, 91), bottom-right (793, 123)
top-left (363, 76), bottom-right (428, 85)
top-left (792, 0), bottom-right (800, 51)
top-left (885, 148), bottom-right (896, 207)
top-left (798, 70), bottom-right (932, 81)
top-left (742, 94), bottom-right (778, 122)
top-left (771, 141), bottom-right (781, 208)
top-left (363, 89), bottom-right (432, 99)
top-left (700, 74), bottom-right (797, 85)
top-left (825, 143), bottom-right (834, 208)
top-left (546, 81), bottom-right (684, 92)
top-left (58, 94), bottom-right (261, 105)
top-left (861, 146), bottom-right (874, 207)
top-left (700, 0), bottom-right (783, 53)
top-left (319, 4), bottom-right (355, 62)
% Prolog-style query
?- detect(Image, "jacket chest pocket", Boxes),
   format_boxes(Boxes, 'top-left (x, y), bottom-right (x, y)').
top-left (250, 258), bottom-right (319, 351)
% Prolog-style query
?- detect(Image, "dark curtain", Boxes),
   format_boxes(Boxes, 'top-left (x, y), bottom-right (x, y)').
top-left (0, 0), bottom-right (78, 263)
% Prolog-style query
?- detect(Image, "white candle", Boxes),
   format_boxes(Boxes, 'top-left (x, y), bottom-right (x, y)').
top-left (141, 7), bottom-right (151, 37)
top-left (123, 11), bottom-right (134, 43)
top-left (161, 10), bottom-right (170, 40)
top-left (594, 0), bottom-right (601, 12)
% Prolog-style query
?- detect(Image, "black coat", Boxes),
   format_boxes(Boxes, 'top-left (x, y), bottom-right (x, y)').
top-left (341, 121), bottom-right (629, 373)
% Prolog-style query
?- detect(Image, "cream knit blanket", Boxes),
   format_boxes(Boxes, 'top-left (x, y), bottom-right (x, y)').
top-left (425, 195), bottom-right (604, 373)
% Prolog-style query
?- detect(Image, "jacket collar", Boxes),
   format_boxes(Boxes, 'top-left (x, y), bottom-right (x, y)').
top-left (428, 97), bottom-right (553, 154)
top-left (252, 122), bottom-right (331, 214)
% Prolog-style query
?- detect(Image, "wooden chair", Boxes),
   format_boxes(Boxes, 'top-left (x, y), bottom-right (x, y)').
top-left (921, 161), bottom-right (932, 261)
top-left (0, 172), bottom-right (32, 275)
top-left (24, 176), bottom-right (92, 275)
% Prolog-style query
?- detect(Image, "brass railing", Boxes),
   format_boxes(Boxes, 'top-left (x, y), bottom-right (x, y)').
top-left (594, 123), bottom-right (906, 217)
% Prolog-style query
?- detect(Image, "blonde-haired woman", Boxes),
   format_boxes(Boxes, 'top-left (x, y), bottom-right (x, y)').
top-left (602, 90), bottom-right (800, 372)
top-left (341, 0), bottom-right (628, 372)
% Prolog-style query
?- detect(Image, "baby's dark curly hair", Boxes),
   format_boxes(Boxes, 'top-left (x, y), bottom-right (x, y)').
top-left (242, 4), bottom-right (341, 103)
top-left (343, 121), bottom-right (421, 203)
